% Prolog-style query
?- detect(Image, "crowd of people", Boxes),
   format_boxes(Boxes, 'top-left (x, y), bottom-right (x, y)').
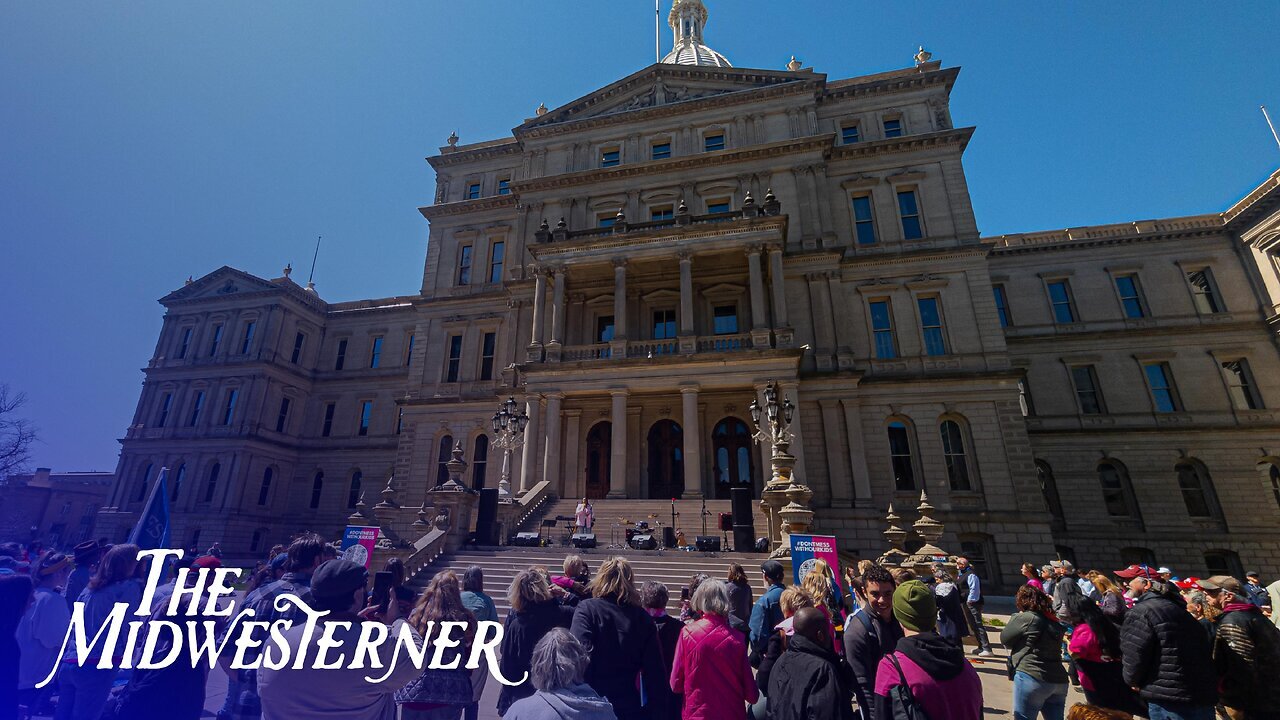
top-left (2, 534), bottom-right (1280, 720)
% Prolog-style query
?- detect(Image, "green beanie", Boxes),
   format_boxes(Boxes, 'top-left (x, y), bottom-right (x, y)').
top-left (892, 579), bottom-right (937, 632)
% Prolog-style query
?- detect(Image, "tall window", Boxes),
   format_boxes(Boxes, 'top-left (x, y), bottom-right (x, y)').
top-left (870, 300), bottom-right (896, 359)
top-left (600, 148), bottom-right (620, 167)
top-left (1098, 461), bottom-right (1137, 518)
top-left (918, 297), bottom-right (946, 356)
top-left (488, 241), bottom-right (505, 283)
top-left (596, 316), bottom-right (615, 343)
top-left (1071, 366), bottom-right (1104, 415)
top-left (896, 190), bottom-right (922, 240)
top-left (203, 463), bottom-right (220, 503)
top-left (851, 195), bottom-right (877, 245)
top-left (1035, 460), bottom-right (1065, 520)
top-left (257, 468), bottom-right (273, 506)
top-left (291, 332), bottom-right (306, 364)
top-left (171, 464), bottom-right (186, 502)
top-left (480, 332), bottom-right (497, 380)
top-left (1143, 363), bottom-right (1180, 413)
top-left (369, 337), bottom-right (383, 368)
top-left (993, 285), bottom-right (1011, 327)
top-left (405, 334), bottom-right (415, 364)
top-left (497, 178), bottom-right (511, 195)
top-left (240, 321), bottom-right (256, 354)
top-left (841, 124), bottom-right (861, 144)
top-left (882, 118), bottom-right (903, 138)
top-left (188, 391), bottom-right (205, 427)
top-left (1176, 461), bottom-right (1221, 519)
top-left (334, 339), bottom-right (347, 370)
top-left (135, 463), bottom-right (153, 502)
top-left (703, 133), bottom-right (725, 152)
top-left (436, 435), bottom-right (454, 487)
top-left (358, 401), bottom-right (372, 437)
top-left (713, 306), bottom-right (738, 335)
top-left (347, 471), bottom-right (362, 508)
top-left (221, 389), bottom-right (238, 425)
top-left (1204, 550), bottom-right (1243, 580)
top-left (321, 402), bottom-right (336, 437)
top-left (275, 397), bottom-right (291, 433)
top-left (466, 183), bottom-right (481, 200)
top-left (458, 246), bottom-right (473, 285)
top-left (1047, 280), bottom-right (1077, 323)
top-left (176, 327), bottom-right (192, 359)
top-left (1186, 268), bottom-right (1223, 314)
top-left (156, 393), bottom-right (173, 427)
top-left (887, 421), bottom-right (915, 491)
top-left (208, 324), bottom-right (223, 357)
top-left (1221, 359), bottom-right (1261, 410)
top-left (472, 435), bottom-right (489, 490)
top-left (651, 142), bottom-right (671, 160)
top-left (653, 310), bottom-right (677, 340)
top-left (940, 420), bottom-right (971, 490)
top-left (1018, 377), bottom-right (1035, 417)
top-left (1114, 275), bottom-right (1146, 319)
top-left (309, 472), bottom-right (323, 509)
top-left (445, 335), bottom-right (462, 382)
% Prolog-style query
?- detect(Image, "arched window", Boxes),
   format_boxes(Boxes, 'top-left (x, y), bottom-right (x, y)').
top-left (472, 435), bottom-right (489, 491)
top-left (886, 420), bottom-right (916, 491)
top-left (170, 463), bottom-right (186, 503)
top-left (711, 418), bottom-right (755, 499)
top-left (257, 467), bottom-right (273, 506)
top-left (1098, 461), bottom-right (1139, 519)
top-left (309, 472), bottom-right (324, 509)
top-left (1204, 550), bottom-right (1243, 579)
top-left (1119, 547), bottom-right (1157, 568)
top-left (1035, 460), bottom-right (1065, 520)
top-left (135, 463), bottom-right (154, 502)
top-left (939, 420), bottom-right (971, 491)
top-left (347, 471), bottom-right (363, 509)
top-left (436, 435), bottom-right (454, 487)
top-left (203, 463), bottom-right (220, 503)
top-left (1176, 460), bottom-right (1222, 520)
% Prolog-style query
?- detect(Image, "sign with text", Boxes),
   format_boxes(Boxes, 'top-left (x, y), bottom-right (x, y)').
top-left (790, 533), bottom-right (843, 597)
top-left (339, 526), bottom-right (380, 568)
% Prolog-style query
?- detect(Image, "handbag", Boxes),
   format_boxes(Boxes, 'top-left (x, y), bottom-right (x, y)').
top-left (394, 668), bottom-right (473, 707)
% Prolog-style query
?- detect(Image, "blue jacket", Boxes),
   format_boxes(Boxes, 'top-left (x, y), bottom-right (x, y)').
top-left (748, 583), bottom-right (785, 655)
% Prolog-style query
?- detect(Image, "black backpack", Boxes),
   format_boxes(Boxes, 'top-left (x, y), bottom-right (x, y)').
top-left (885, 653), bottom-right (931, 720)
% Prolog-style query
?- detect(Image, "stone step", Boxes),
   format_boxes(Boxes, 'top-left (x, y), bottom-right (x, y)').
top-left (525, 497), bottom-right (771, 540)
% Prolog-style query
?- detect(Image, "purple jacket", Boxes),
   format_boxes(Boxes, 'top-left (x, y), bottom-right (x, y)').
top-left (873, 633), bottom-right (981, 720)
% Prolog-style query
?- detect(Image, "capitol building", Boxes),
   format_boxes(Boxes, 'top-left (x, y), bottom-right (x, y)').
top-left (95, 0), bottom-right (1280, 589)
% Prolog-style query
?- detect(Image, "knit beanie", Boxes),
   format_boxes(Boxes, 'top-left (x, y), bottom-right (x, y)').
top-left (892, 579), bottom-right (937, 632)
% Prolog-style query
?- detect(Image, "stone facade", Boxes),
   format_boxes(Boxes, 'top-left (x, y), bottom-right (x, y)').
top-left (95, 26), bottom-right (1280, 590)
top-left (0, 468), bottom-right (113, 549)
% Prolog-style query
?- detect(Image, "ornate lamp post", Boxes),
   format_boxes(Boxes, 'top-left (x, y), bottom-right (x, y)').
top-left (491, 396), bottom-right (529, 502)
top-left (750, 381), bottom-right (811, 555)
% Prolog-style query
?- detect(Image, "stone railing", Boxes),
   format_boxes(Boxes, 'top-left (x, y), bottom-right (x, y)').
top-left (563, 343), bottom-right (613, 361)
top-left (627, 339), bottom-right (679, 358)
top-left (497, 480), bottom-right (553, 539)
top-left (697, 333), bottom-right (750, 353)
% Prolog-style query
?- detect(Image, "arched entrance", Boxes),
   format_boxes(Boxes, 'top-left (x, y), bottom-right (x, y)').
top-left (647, 419), bottom-right (685, 499)
top-left (585, 422), bottom-right (611, 500)
top-left (712, 417), bottom-right (755, 499)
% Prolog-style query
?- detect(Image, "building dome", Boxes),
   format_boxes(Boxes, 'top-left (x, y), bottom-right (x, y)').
top-left (660, 0), bottom-right (732, 68)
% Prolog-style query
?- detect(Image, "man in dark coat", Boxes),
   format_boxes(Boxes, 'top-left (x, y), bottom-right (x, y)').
top-left (843, 564), bottom-right (902, 720)
top-left (1199, 575), bottom-right (1280, 719)
top-left (1117, 567), bottom-right (1217, 720)
top-left (768, 607), bottom-right (857, 720)
top-left (571, 581), bottom-right (668, 720)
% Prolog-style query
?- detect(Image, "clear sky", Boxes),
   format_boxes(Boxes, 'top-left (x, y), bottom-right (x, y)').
top-left (2, 1), bottom-right (1278, 473)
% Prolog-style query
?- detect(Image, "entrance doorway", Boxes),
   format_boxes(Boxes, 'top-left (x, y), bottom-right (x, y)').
top-left (647, 419), bottom-right (685, 499)
top-left (585, 422), bottom-right (611, 499)
top-left (712, 417), bottom-right (755, 499)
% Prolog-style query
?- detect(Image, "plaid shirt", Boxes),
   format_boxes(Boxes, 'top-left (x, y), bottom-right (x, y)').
top-left (223, 572), bottom-right (314, 720)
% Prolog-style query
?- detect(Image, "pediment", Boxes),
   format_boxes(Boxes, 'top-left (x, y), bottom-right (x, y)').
top-left (161, 266), bottom-right (293, 305)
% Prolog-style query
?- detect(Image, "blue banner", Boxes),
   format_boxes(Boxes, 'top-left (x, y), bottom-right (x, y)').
top-left (789, 533), bottom-right (843, 597)
top-left (129, 466), bottom-right (170, 551)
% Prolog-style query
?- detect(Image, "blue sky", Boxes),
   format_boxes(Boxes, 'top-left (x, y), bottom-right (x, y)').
top-left (1, 1), bottom-right (1278, 473)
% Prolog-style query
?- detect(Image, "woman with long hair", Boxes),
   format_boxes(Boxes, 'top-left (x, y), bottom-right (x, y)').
top-left (799, 565), bottom-right (842, 654)
top-left (670, 579), bottom-right (758, 720)
top-left (497, 569), bottom-right (576, 716)
top-left (1000, 584), bottom-right (1069, 720)
top-left (56, 543), bottom-right (142, 720)
top-left (1065, 594), bottom-right (1143, 716)
top-left (1087, 574), bottom-right (1126, 624)
top-left (571, 557), bottom-right (667, 720)
top-left (725, 563), bottom-right (753, 623)
top-left (396, 571), bottom-right (477, 720)
top-left (1022, 563), bottom-right (1045, 593)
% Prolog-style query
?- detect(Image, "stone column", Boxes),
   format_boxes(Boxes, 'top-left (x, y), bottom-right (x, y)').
top-left (779, 381), bottom-right (808, 484)
top-left (527, 268), bottom-right (547, 362)
top-left (541, 393), bottom-right (564, 493)
top-left (681, 386), bottom-right (703, 498)
top-left (608, 390), bottom-right (628, 498)
top-left (841, 399), bottom-right (873, 505)
top-left (547, 268), bottom-right (567, 361)
top-left (678, 253), bottom-right (696, 353)
top-left (768, 246), bottom-right (793, 348)
top-left (807, 273), bottom-right (836, 371)
top-left (564, 410), bottom-right (582, 499)
top-left (612, 259), bottom-right (628, 357)
top-left (518, 394), bottom-right (542, 493)
top-left (746, 246), bottom-right (770, 348)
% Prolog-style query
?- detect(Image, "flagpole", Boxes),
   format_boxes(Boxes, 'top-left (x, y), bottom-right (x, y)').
top-left (129, 466), bottom-right (169, 546)
top-left (1263, 106), bottom-right (1280, 152)
top-left (655, 0), bottom-right (661, 64)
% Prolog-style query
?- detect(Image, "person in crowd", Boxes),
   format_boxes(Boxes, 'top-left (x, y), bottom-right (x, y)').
top-left (575, 497), bottom-right (594, 534)
top-left (1, 574), bottom-right (34, 720)
top-left (801, 564), bottom-right (843, 652)
top-left (755, 586), bottom-right (815, 698)
top-left (1157, 567), bottom-right (1173, 584)
top-left (843, 564), bottom-right (903, 720)
top-left (1064, 594), bottom-right (1143, 716)
top-left (889, 568), bottom-right (916, 585)
top-left (397, 571), bottom-right (477, 720)
top-left (670, 579), bottom-right (758, 720)
top-left (1197, 575), bottom-right (1280, 719)
top-left (258, 559), bottom-right (421, 720)
top-left (845, 564), bottom-right (867, 612)
top-left (955, 557), bottom-right (993, 657)
top-left (1040, 565), bottom-right (1057, 598)
top-left (502, 628), bottom-right (618, 720)
top-left (1022, 563), bottom-right (1044, 593)
top-left (460, 566), bottom-right (497, 720)
top-left (749, 560), bottom-right (787, 659)
top-left (874, 580), bottom-right (982, 720)
top-left (767, 607), bottom-right (856, 720)
top-left (1182, 590), bottom-right (1218, 643)
top-left (1051, 561), bottom-right (1085, 624)
top-left (321, 543), bottom-right (338, 561)
top-left (726, 562), bottom-right (753, 624)
top-left (499, 569), bottom-right (577, 716)
top-left (54, 543), bottom-right (142, 720)
top-left (1077, 571), bottom-right (1099, 602)
top-left (63, 540), bottom-right (102, 611)
top-left (1267, 576), bottom-right (1280, 628)
top-left (1087, 574), bottom-right (1126, 624)
top-left (16, 552), bottom-right (72, 714)
top-left (1001, 584), bottom-right (1069, 720)
top-left (1243, 571), bottom-right (1270, 610)
top-left (680, 573), bottom-right (710, 622)
top-left (640, 581), bottom-right (683, 720)
top-left (571, 557), bottom-right (667, 720)
top-left (206, 541), bottom-right (223, 559)
top-left (1116, 566), bottom-right (1216, 720)
top-left (552, 556), bottom-right (591, 607)
top-left (931, 564), bottom-right (968, 645)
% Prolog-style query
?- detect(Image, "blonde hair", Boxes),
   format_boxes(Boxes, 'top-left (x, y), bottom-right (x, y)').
top-left (801, 568), bottom-right (832, 609)
top-left (857, 559), bottom-right (873, 576)
top-left (588, 556), bottom-right (641, 606)
top-left (509, 568), bottom-right (553, 613)
top-left (563, 555), bottom-right (587, 578)
top-left (779, 585), bottom-right (814, 617)
top-left (1091, 574), bottom-right (1118, 596)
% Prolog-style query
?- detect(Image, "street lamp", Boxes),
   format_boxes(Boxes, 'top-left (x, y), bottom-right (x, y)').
top-left (491, 396), bottom-right (529, 501)
top-left (749, 381), bottom-right (806, 555)
top-left (748, 381), bottom-right (794, 477)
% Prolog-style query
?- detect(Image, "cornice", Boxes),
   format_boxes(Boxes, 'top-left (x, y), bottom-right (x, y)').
top-left (427, 140), bottom-right (522, 169)
top-left (419, 194), bottom-right (519, 221)
top-left (838, 242), bottom-right (988, 270)
top-left (987, 227), bottom-right (1224, 256)
top-left (821, 66), bottom-right (960, 102)
top-left (529, 216), bottom-right (787, 258)
top-left (827, 127), bottom-right (975, 161)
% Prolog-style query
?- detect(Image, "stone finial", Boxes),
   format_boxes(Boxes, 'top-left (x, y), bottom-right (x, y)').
top-left (185, 276), bottom-right (194, 285)
top-left (282, 263), bottom-right (292, 278)
top-left (787, 56), bottom-right (802, 72)
top-left (914, 46), bottom-right (933, 67)
top-left (376, 474), bottom-right (399, 509)
top-left (347, 492), bottom-right (367, 522)
top-left (535, 102), bottom-right (548, 116)
top-left (615, 208), bottom-right (626, 223)
top-left (677, 197), bottom-right (688, 215)
top-left (743, 190), bottom-right (755, 208)
top-left (447, 131), bottom-right (459, 148)
top-left (555, 217), bottom-right (567, 229)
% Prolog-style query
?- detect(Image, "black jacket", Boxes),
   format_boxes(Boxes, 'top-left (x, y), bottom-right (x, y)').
top-left (767, 635), bottom-right (858, 720)
top-left (653, 613), bottom-right (685, 720)
top-left (1213, 605), bottom-right (1280, 715)
top-left (756, 627), bottom-right (787, 693)
top-left (498, 599), bottom-right (576, 715)
top-left (728, 578), bottom-right (754, 627)
top-left (1119, 591), bottom-right (1217, 706)
top-left (842, 610), bottom-right (904, 716)
top-left (571, 596), bottom-right (668, 720)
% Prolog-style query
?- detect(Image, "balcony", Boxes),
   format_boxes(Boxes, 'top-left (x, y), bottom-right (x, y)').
top-left (556, 334), bottom-right (758, 365)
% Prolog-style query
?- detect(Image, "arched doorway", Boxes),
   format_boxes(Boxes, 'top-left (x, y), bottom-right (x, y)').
top-left (647, 420), bottom-right (685, 499)
top-left (712, 417), bottom-right (755, 499)
top-left (585, 422), bottom-right (611, 500)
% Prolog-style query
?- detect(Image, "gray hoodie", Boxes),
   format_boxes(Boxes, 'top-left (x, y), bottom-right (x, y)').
top-left (503, 684), bottom-right (618, 720)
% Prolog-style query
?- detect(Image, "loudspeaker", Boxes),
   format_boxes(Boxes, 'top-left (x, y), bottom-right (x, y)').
top-left (513, 532), bottom-right (542, 547)
top-left (571, 533), bottom-right (597, 549)
top-left (731, 487), bottom-right (756, 553)
top-left (695, 536), bottom-right (721, 552)
top-left (663, 526), bottom-right (677, 548)
top-left (476, 488), bottom-right (499, 546)
top-left (629, 534), bottom-right (657, 551)
top-left (718, 512), bottom-right (733, 532)
top-left (734, 526), bottom-right (756, 553)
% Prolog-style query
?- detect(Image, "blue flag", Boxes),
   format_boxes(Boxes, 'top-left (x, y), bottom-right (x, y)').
top-left (129, 466), bottom-right (170, 551)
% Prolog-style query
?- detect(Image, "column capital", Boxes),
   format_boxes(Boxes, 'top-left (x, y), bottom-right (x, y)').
top-left (609, 388), bottom-right (629, 398)
top-left (765, 243), bottom-right (784, 254)
top-left (744, 244), bottom-right (764, 257)
top-left (612, 257), bottom-right (628, 269)
top-left (544, 391), bottom-right (565, 400)
top-left (679, 385), bottom-right (701, 395)
top-left (677, 251), bottom-right (693, 263)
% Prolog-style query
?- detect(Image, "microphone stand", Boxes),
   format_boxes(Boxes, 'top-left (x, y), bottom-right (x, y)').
top-left (700, 498), bottom-right (708, 536)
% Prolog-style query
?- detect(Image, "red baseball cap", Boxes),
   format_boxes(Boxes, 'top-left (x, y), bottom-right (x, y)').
top-left (1174, 577), bottom-right (1200, 590)
top-left (192, 555), bottom-right (222, 570)
top-left (1114, 565), bottom-right (1158, 579)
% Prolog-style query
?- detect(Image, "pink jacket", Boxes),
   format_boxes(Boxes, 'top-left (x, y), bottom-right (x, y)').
top-left (670, 614), bottom-right (758, 720)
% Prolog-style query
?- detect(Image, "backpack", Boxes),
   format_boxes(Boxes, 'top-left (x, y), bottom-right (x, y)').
top-left (885, 653), bottom-right (932, 720)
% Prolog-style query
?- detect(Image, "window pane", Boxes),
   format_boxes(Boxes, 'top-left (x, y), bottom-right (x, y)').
top-left (918, 297), bottom-right (945, 356)
top-left (993, 285), bottom-right (1010, 327)
top-left (707, 201), bottom-right (731, 214)
top-left (887, 422), bottom-right (915, 490)
top-left (497, 179), bottom-right (510, 195)
top-left (1177, 465), bottom-right (1212, 518)
top-left (1144, 363), bottom-right (1177, 413)
top-left (1187, 270), bottom-right (1222, 313)
top-left (870, 301), bottom-right (896, 359)
top-left (852, 196), bottom-right (877, 245)
top-left (651, 206), bottom-right (674, 221)
top-left (653, 310), bottom-right (677, 340)
top-left (651, 143), bottom-right (671, 160)
top-left (1072, 366), bottom-right (1102, 415)
top-left (704, 134), bottom-right (725, 152)
top-left (335, 339), bottom-right (347, 370)
top-left (597, 316), bottom-right (615, 343)
top-left (489, 241), bottom-right (505, 283)
top-left (1099, 465), bottom-right (1130, 516)
top-left (369, 337), bottom-right (383, 368)
top-left (458, 246), bottom-right (473, 285)
top-left (842, 125), bottom-right (860, 144)
top-left (897, 190), bottom-right (922, 239)
top-left (1222, 360), bottom-right (1259, 410)
top-left (883, 118), bottom-right (902, 138)
top-left (1115, 275), bottom-right (1145, 319)
top-left (1048, 281), bottom-right (1076, 323)
top-left (713, 306), bottom-right (738, 335)
top-left (940, 421), bottom-right (970, 491)
top-left (601, 150), bottom-right (620, 168)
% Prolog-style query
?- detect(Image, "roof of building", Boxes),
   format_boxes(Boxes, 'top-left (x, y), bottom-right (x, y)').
top-left (3, 469), bottom-right (114, 488)
top-left (661, 0), bottom-right (732, 68)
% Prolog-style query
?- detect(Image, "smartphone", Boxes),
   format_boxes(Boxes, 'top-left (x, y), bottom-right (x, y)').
top-left (680, 587), bottom-right (690, 601)
top-left (371, 571), bottom-right (394, 614)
